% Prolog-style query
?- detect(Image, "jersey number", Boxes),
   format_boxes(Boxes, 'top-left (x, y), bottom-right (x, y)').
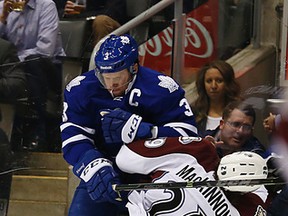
top-left (180, 98), bottom-right (193, 116)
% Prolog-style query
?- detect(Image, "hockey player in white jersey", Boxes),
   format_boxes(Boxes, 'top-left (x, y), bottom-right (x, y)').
top-left (115, 137), bottom-right (271, 216)
top-left (60, 34), bottom-right (198, 216)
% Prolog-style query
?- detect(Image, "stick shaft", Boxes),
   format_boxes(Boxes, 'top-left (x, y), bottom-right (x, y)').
top-left (114, 178), bottom-right (285, 191)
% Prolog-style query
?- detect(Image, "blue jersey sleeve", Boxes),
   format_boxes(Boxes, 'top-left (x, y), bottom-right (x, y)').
top-left (60, 73), bottom-right (104, 165)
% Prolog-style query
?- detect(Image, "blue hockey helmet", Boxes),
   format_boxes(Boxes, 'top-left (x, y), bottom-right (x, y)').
top-left (94, 34), bottom-right (139, 74)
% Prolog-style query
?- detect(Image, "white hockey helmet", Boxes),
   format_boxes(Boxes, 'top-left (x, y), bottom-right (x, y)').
top-left (217, 151), bottom-right (268, 192)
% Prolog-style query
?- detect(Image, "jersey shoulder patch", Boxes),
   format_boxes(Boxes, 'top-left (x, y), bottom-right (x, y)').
top-left (158, 75), bottom-right (179, 93)
top-left (66, 76), bottom-right (86, 92)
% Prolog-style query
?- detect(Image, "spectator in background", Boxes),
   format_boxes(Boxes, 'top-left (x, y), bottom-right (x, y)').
top-left (205, 100), bottom-right (266, 158)
top-left (92, 15), bottom-right (121, 47)
top-left (0, 0), bottom-right (65, 61)
top-left (62, 0), bottom-right (127, 25)
top-left (192, 60), bottom-right (241, 136)
top-left (0, 38), bottom-right (27, 102)
top-left (0, 0), bottom-right (65, 151)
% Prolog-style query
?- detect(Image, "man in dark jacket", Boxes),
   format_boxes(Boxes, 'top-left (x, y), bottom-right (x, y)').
top-left (204, 100), bottom-right (267, 158)
top-left (0, 38), bottom-right (27, 102)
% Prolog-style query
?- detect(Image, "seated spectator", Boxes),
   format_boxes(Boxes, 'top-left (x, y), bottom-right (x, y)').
top-left (62, 0), bottom-right (127, 25)
top-left (0, 0), bottom-right (65, 61)
top-left (0, 0), bottom-right (65, 152)
top-left (0, 38), bottom-right (27, 102)
top-left (192, 60), bottom-right (241, 137)
top-left (205, 100), bottom-right (267, 158)
top-left (92, 15), bottom-right (121, 47)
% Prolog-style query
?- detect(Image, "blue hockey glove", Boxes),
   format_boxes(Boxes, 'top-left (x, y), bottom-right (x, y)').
top-left (73, 149), bottom-right (122, 204)
top-left (101, 109), bottom-right (157, 144)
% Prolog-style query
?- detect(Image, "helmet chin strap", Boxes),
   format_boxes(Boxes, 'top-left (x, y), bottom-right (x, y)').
top-left (109, 89), bottom-right (115, 98)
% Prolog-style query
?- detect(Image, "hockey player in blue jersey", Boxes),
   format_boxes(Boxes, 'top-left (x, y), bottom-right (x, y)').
top-left (60, 34), bottom-right (198, 216)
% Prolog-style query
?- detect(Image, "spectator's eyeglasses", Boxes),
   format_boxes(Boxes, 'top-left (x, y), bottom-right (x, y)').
top-left (225, 121), bottom-right (253, 132)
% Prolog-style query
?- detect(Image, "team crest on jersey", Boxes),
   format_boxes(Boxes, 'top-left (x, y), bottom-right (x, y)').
top-left (158, 75), bottom-right (179, 93)
top-left (66, 76), bottom-right (85, 92)
top-left (254, 205), bottom-right (266, 216)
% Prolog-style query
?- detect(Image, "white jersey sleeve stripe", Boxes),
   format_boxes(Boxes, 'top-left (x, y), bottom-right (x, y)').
top-left (60, 122), bottom-right (95, 134)
top-left (169, 127), bottom-right (189, 136)
top-left (164, 122), bottom-right (198, 134)
top-left (62, 134), bottom-right (95, 148)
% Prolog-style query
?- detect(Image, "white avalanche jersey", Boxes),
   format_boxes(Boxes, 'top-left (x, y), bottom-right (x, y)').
top-left (116, 137), bottom-right (242, 216)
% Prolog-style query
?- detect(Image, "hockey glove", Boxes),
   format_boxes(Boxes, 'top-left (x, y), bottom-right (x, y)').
top-left (101, 109), bottom-right (157, 144)
top-left (73, 149), bottom-right (122, 204)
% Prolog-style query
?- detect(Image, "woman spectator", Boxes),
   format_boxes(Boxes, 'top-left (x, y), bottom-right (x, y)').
top-left (192, 60), bottom-right (241, 136)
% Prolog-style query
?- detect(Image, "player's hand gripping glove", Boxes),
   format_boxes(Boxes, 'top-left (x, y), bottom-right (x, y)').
top-left (101, 109), bottom-right (158, 144)
top-left (73, 149), bottom-right (122, 204)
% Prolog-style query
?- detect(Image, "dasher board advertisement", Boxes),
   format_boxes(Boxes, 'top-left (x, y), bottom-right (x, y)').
top-left (138, 0), bottom-right (218, 84)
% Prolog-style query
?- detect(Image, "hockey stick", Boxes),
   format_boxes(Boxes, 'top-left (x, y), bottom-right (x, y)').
top-left (113, 178), bottom-right (286, 191)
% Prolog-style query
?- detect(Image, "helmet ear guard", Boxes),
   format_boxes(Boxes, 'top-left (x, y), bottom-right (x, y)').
top-left (217, 151), bottom-right (268, 192)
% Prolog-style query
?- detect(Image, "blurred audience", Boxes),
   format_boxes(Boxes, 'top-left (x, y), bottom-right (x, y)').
top-left (192, 60), bottom-right (241, 136)
top-left (0, 0), bottom-right (65, 152)
top-left (59, 0), bottom-right (127, 25)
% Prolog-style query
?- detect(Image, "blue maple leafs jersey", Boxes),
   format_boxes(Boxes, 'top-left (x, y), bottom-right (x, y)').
top-left (60, 66), bottom-right (198, 165)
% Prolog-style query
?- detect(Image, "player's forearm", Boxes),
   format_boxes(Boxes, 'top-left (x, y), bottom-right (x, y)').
top-left (62, 142), bottom-right (95, 166)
